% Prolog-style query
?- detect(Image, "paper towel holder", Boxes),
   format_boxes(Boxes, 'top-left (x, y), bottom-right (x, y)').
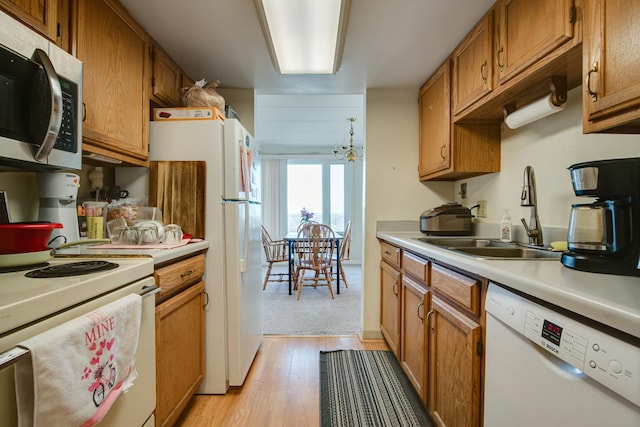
top-left (503, 76), bottom-right (567, 128)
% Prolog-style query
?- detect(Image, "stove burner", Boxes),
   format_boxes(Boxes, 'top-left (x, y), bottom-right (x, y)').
top-left (25, 261), bottom-right (119, 278)
top-left (0, 262), bottom-right (50, 274)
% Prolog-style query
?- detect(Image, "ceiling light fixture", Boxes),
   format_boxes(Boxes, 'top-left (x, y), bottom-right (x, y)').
top-left (254, 0), bottom-right (351, 74)
top-left (333, 117), bottom-right (362, 162)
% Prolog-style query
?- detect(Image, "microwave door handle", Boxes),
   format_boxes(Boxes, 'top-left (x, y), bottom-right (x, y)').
top-left (32, 48), bottom-right (63, 162)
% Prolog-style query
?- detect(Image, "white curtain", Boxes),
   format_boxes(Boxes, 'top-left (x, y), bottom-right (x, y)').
top-left (261, 159), bottom-right (281, 239)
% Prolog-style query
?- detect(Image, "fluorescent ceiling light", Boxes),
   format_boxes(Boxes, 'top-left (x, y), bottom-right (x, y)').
top-left (255, 0), bottom-right (351, 74)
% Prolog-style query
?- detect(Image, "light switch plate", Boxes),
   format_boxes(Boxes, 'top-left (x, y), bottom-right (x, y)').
top-left (460, 183), bottom-right (467, 199)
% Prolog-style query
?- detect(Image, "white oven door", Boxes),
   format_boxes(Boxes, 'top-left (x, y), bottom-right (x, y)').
top-left (0, 276), bottom-right (157, 427)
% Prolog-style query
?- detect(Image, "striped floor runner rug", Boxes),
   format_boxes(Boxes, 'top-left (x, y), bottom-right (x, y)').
top-left (319, 350), bottom-right (433, 427)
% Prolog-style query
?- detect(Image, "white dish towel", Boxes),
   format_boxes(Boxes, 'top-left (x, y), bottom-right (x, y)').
top-left (14, 293), bottom-right (142, 427)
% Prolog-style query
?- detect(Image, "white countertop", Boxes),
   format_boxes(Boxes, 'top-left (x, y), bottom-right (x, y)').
top-left (54, 240), bottom-right (210, 265)
top-left (377, 231), bottom-right (640, 340)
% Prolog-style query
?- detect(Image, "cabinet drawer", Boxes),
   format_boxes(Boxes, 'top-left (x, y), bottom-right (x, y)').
top-left (431, 264), bottom-right (480, 316)
top-left (380, 241), bottom-right (401, 269)
top-left (155, 254), bottom-right (205, 303)
top-left (402, 252), bottom-right (429, 283)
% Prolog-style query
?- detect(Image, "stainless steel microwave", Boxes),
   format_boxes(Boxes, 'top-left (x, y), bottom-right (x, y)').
top-left (0, 11), bottom-right (83, 171)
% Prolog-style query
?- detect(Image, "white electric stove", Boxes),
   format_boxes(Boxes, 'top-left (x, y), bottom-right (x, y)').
top-left (0, 256), bottom-right (157, 427)
top-left (0, 257), bottom-right (155, 335)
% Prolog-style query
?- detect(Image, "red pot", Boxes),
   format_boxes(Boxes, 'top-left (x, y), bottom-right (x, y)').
top-left (0, 222), bottom-right (63, 254)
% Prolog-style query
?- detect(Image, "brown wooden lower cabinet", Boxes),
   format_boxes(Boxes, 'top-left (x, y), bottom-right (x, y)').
top-left (400, 275), bottom-right (430, 404)
top-left (154, 253), bottom-right (206, 427)
top-left (155, 280), bottom-right (205, 427)
top-left (428, 295), bottom-right (482, 427)
top-left (379, 240), bottom-right (486, 426)
top-left (380, 259), bottom-right (401, 357)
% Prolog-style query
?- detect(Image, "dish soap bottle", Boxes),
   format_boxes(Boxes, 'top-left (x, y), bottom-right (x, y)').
top-left (500, 209), bottom-right (512, 242)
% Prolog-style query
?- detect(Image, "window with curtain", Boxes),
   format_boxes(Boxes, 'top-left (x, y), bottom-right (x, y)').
top-left (286, 160), bottom-right (346, 233)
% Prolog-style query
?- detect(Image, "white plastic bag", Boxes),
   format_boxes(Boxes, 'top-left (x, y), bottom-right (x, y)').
top-left (181, 78), bottom-right (225, 114)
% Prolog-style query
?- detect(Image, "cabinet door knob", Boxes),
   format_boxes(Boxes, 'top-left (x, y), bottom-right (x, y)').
top-left (586, 62), bottom-right (599, 102)
top-left (440, 144), bottom-right (446, 160)
top-left (426, 308), bottom-right (435, 332)
top-left (417, 301), bottom-right (425, 323)
top-left (496, 46), bottom-right (504, 72)
top-left (480, 59), bottom-right (488, 84)
top-left (392, 280), bottom-right (398, 296)
top-left (180, 268), bottom-right (195, 279)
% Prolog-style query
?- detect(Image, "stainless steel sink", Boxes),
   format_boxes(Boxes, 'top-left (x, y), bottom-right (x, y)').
top-left (413, 237), bottom-right (561, 260)
top-left (452, 247), bottom-right (561, 260)
top-left (413, 237), bottom-right (513, 248)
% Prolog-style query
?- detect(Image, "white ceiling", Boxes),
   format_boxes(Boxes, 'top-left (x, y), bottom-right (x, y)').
top-left (119, 0), bottom-right (495, 149)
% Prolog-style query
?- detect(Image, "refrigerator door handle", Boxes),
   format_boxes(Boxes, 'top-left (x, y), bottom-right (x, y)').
top-left (239, 133), bottom-right (251, 202)
top-left (239, 200), bottom-right (249, 273)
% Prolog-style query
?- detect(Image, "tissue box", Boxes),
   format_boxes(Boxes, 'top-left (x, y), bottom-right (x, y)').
top-left (153, 107), bottom-right (225, 121)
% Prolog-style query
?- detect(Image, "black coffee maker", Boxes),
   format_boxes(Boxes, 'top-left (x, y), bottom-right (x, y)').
top-left (561, 157), bottom-right (640, 277)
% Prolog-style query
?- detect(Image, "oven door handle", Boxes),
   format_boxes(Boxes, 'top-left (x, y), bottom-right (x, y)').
top-left (0, 285), bottom-right (159, 371)
top-left (0, 346), bottom-right (30, 371)
top-left (139, 284), bottom-right (160, 298)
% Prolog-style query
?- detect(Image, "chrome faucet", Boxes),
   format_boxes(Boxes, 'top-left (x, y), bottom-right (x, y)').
top-left (520, 166), bottom-right (543, 246)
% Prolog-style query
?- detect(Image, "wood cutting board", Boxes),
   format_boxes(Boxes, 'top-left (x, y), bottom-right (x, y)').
top-left (149, 161), bottom-right (206, 239)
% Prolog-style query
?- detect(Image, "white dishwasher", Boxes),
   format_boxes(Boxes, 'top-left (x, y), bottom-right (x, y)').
top-left (484, 282), bottom-right (640, 427)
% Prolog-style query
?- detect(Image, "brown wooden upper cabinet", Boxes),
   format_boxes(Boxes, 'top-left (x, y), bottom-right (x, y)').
top-left (74, 0), bottom-right (151, 166)
top-left (583, 0), bottom-right (640, 133)
top-left (0, 0), bottom-right (58, 41)
top-left (496, 0), bottom-right (576, 85)
top-left (151, 43), bottom-right (183, 107)
top-left (419, 61), bottom-right (451, 179)
top-left (419, 59), bottom-right (500, 181)
top-left (452, 11), bottom-right (494, 115)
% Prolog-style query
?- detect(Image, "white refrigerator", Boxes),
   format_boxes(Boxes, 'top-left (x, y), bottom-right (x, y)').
top-left (149, 118), bottom-right (262, 393)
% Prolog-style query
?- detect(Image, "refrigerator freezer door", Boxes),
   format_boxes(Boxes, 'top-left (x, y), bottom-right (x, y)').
top-left (223, 119), bottom-right (260, 202)
top-left (224, 200), bottom-right (263, 386)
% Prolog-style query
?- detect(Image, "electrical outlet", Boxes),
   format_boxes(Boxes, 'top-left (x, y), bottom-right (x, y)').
top-left (459, 183), bottom-right (467, 200)
top-left (476, 200), bottom-right (487, 218)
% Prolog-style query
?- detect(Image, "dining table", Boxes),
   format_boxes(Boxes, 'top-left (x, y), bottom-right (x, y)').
top-left (282, 232), bottom-right (343, 296)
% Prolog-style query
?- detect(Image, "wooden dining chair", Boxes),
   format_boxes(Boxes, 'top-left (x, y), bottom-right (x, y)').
top-left (261, 225), bottom-right (289, 290)
top-left (292, 223), bottom-right (336, 300)
top-left (297, 220), bottom-right (318, 233)
top-left (334, 220), bottom-right (352, 288)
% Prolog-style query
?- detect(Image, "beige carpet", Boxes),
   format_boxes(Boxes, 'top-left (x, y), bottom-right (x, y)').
top-left (261, 264), bottom-right (362, 335)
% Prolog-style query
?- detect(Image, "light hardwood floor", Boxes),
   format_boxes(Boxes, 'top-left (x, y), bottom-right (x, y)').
top-left (175, 335), bottom-right (389, 426)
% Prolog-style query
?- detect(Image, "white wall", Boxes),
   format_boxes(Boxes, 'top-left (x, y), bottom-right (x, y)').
top-left (217, 88), bottom-right (255, 135)
top-left (362, 88), bottom-right (454, 339)
top-left (458, 88), bottom-right (640, 229)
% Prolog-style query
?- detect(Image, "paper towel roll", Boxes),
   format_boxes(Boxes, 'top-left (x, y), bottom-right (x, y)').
top-left (505, 94), bottom-right (566, 129)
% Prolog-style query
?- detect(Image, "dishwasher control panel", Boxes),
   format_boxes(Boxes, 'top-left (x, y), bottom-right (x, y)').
top-left (486, 283), bottom-right (640, 408)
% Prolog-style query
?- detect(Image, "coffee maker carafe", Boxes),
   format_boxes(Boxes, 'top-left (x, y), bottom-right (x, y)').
top-left (561, 157), bottom-right (640, 277)
top-left (37, 172), bottom-right (80, 247)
